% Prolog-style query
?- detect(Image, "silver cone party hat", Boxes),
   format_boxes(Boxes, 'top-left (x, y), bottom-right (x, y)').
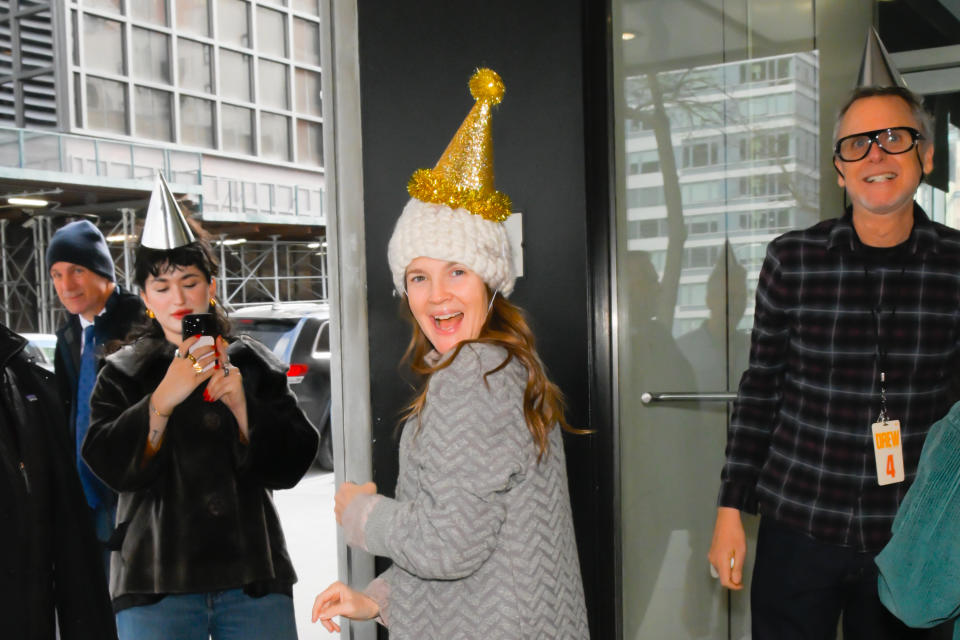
top-left (856, 28), bottom-right (907, 89)
top-left (140, 172), bottom-right (195, 249)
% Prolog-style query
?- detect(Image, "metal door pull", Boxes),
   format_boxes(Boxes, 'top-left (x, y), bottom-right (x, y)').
top-left (640, 392), bottom-right (737, 404)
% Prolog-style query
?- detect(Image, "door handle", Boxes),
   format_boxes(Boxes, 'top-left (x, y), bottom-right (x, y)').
top-left (640, 392), bottom-right (737, 404)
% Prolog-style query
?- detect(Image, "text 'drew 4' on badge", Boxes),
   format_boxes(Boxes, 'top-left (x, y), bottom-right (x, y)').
top-left (872, 420), bottom-right (905, 486)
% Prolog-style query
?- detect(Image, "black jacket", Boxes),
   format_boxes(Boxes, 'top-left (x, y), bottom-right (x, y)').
top-left (0, 324), bottom-right (117, 639)
top-left (83, 334), bottom-right (319, 600)
top-left (54, 285), bottom-right (145, 443)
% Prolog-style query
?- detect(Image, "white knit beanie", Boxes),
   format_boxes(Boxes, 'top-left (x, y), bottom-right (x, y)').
top-left (388, 68), bottom-right (516, 298)
top-left (387, 198), bottom-right (514, 296)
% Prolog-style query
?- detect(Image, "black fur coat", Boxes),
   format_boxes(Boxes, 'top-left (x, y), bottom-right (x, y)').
top-left (83, 335), bottom-right (318, 600)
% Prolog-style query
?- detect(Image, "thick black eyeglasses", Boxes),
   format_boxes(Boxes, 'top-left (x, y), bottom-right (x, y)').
top-left (834, 127), bottom-right (924, 162)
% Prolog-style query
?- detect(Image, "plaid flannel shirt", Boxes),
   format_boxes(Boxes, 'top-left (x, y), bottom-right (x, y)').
top-left (720, 205), bottom-right (960, 551)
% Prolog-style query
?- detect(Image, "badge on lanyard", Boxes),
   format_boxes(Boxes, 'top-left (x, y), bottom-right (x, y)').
top-left (872, 419), bottom-right (904, 485)
top-left (872, 372), bottom-right (904, 485)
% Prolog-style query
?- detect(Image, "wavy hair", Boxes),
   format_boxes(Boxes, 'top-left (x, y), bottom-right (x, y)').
top-left (401, 292), bottom-right (584, 461)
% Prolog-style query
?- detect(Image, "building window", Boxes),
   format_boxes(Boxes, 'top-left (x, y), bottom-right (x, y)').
top-left (178, 38), bottom-right (212, 94)
top-left (218, 0), bottom-right (250, 49)
top-left (292, 0), bottom-right (319, 15)
top-left (86, 0), bottom-right (122, 15)
top-left (180, 95), bottom-right (214, 148)
top-left (256, 6), bottom-right (287, 58)
top-left (132, 1), bottom-right (168, 27)
top-left (73, 72), bottom-right (82, 128)
top-left (297, 119), bottom-right (322, 166)
top-left (67, 0), bottom-right (326, 167)
top-left (176, 0), bottom-right (209, 37)
top-left (219, 49), bottom-right (251, 103)
top-left (627, 186), bottom-right (665, 208)
top-left (294, 67), bottom-right (321, 116)
top-left (293, 17), bottom-right (320, 66)
top-left (259, 59), bottom-right (289, 110)
top-left (134, 86), bottom-right (172, 141)
top-left (83, 14), bottom-right (124, 76)
top-left (132, 28), bottom-right (171, 84)
top-left (222, 104), bottom-right (253, 154)
top-left (260, 111), bottom-right (290, 161)
top-left (86, 75), bottom-right (126, 134)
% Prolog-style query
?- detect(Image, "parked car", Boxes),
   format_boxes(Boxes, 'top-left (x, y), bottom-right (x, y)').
top-left (230, 303), bottom-right (333, 470)
top-left (19, 332), bottom-right (56, 373)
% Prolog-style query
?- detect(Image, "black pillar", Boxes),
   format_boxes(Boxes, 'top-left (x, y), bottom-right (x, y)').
top-left (356, 2), bottom-right (615, 637)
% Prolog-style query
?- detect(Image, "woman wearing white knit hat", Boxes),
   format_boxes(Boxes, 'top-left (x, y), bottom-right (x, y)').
top-left (312, 68), bottom-right (589, 639)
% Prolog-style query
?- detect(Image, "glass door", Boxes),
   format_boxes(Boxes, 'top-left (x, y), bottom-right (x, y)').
top-left (613, 1), bottom-right (817, 637)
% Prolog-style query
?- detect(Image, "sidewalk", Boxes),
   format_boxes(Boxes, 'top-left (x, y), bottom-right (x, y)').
top-left (275, 470), bottom-right (340, 640)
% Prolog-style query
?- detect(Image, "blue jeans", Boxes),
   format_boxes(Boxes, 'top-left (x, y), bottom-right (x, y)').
top-left (116, 589), bottom-right (297, 640)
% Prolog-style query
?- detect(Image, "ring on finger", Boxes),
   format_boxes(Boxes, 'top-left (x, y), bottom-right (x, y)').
top-left (192, 361), bottom-right (203, 374)
top-left (175, 349), bottom-right (184, 359)
top-left (223, 364), bottom-right (231, 377)
top-left (186, 352), bottom-right (198, 365)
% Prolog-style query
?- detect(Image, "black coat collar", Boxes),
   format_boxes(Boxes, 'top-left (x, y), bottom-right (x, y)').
top-left (0, 324), bottom-right (26, 369)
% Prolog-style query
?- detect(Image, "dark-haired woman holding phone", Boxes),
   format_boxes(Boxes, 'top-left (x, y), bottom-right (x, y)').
top-left (82, 190), bottom-right (318, 640)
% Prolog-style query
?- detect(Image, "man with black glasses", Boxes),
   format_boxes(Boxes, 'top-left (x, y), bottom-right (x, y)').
top-left (708, 31), bottom-right (960, 639)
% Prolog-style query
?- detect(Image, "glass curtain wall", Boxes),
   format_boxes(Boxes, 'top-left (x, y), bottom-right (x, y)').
top-left (613, 4), bottom-right (960, 634)
top-left (68, 0), bottom-right (325, 166)
top-left (613, 1), bottom-right (818, 638)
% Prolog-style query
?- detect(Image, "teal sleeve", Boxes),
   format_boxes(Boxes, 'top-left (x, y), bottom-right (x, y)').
top-left (876, 403), bottom-right (960, 635)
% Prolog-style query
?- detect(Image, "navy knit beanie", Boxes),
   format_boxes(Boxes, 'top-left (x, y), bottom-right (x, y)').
top-left (46, 220), bottom-right (116, 282)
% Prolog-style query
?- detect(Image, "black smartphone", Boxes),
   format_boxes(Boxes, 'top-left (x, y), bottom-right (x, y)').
top-left (181, 313), bottom-right (217, 340)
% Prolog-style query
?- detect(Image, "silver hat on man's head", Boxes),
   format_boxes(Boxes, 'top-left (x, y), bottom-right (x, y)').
top-left (140, 172), bottom-right (196, 250)
top-left (856, 28), bottom-right (907, 89)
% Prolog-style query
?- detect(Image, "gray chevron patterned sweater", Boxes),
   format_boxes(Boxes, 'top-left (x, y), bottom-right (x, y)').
top-left (342, 343), bottom-right (589, 639)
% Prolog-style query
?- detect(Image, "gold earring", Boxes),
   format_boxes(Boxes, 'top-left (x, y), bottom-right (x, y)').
top-left (146, 309), bottom-right (155, 319)
top-left (209, 297), bottom-right (217, 307)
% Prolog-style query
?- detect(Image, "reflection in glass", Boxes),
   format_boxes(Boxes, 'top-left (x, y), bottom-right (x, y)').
top-left (293, 17), bottom-right (320, 66)
top-left (259, 59), bottom-right (289, 110)
top-left (180, 95), bottom-right (214, 148)
top-left (295, 68), bottom-right (321, 116)
top-left (675, 245), bottom-right (750, 391)
top-left (85, 75), bottom-right (126, 134)
top-left (132, 28), bottom-right (170, 84)
top-left (257, 6), bottom-right (286, 58)
top-left (260, 112), bottom-right (290, 161)
top-left (131, 0), bottom-right (167, 26)
top-left (135, 86), bottom-right (172, 141)
top-left (615, 1), bottom-right (818, 637)
top-left (83, 14), bottom-right (124, 76)
top-left (218, 0), bottom-right (250, 48)
top-left (178, 38), bottom-right (212, 93)
top-left (219, 50), bottom-right (251, 102)
top-left (296, 119), bottom-right (321, 166)
top-left (176, 0), bottom-right (209, 37)
top-left (222, 104), bottom-right (253, 154)
top-left (622, 52), bottom-right (819, 341)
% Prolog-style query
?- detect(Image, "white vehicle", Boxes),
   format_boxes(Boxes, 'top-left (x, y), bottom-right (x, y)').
top-left (19, 332), bottom-right (57, 373)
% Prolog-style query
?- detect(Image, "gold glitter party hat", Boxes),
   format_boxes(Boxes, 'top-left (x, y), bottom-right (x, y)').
top-left (407, 68), bottom-right (512, 223)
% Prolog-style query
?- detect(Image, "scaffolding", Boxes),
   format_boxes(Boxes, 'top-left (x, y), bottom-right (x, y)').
top-left (216, 237), bottom-right (329, 309)
top-left (0, 215), bottom-right (328, 335)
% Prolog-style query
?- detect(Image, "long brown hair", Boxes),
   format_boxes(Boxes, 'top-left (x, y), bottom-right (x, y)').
top-left (401, 291), bottom-right (584, 461)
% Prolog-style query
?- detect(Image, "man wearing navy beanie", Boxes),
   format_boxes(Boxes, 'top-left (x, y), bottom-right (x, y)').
top-left (47, 219), bottom-right (144, 576)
